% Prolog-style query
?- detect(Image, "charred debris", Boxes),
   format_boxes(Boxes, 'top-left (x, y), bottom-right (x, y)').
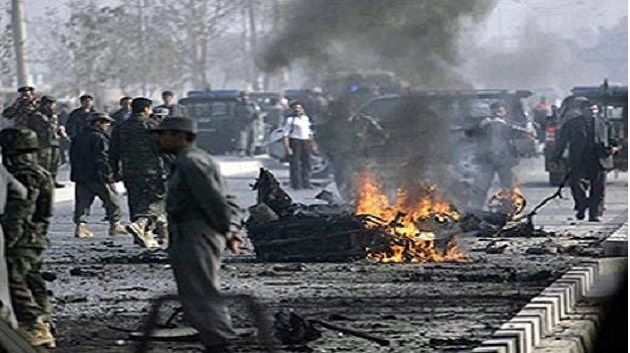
top-left (246, 168), bottom-right (553, 263)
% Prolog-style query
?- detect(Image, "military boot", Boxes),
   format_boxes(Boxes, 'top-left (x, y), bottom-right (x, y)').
top-left (127, 217), bottom-right (159, 249)
top-left (109, 221), bottom-right (128, 236)
top-left (17, 319), bottom-right (56, 348)
top-left (74, 222), bottom-right (94, 238)
top-left (156, 221), bottom-right (169, 247)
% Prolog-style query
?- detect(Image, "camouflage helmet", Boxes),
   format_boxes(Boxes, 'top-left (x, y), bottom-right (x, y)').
top-left (0, 128), bottom-right (39, 154)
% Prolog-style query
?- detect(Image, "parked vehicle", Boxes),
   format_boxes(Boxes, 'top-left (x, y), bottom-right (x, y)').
top-left (179, 90), bottom-right (268, 155)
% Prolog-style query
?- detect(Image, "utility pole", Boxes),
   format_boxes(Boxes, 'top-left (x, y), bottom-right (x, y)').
top-left (11, 0), bottom-right (30, 87)
top-left (247, 0), bottom-right (260, 91)
top-left (138, 0), bottom-right (148, 96)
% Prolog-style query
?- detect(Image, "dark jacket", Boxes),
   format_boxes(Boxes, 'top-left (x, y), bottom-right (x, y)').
top-left (472, 117), bottom-right (528, 167)
top-left (66, 107), bottom-right (95, 139)
top-left (110, 108), bottom-right (131, 125)
top-left (553, 115), bottom-right (618, 171)
top-left (69, 126), bottom-right (114, 184)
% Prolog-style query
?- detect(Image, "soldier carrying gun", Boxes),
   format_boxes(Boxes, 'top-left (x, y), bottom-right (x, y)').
top-left (2, 86), bottom-right (38, 126)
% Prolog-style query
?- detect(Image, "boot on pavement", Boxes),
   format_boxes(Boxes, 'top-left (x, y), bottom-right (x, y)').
top-left (109, 221), bottom-right (128, 236)
top-left (74, 222), bottom-right (94, 239)
top-left (17, 319), bottom-right (56, 348)
top-left (127, 217), bottom-right (159, 248)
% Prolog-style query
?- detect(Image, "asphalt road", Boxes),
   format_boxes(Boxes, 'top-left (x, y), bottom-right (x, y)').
top-left (41, 155), bottom-right (626, 352)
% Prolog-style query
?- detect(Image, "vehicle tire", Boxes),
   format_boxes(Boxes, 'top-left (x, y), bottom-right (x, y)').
top-left (549, 172), bottom-right (565, 186)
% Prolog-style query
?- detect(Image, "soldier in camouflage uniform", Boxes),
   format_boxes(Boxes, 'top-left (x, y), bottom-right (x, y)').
top-left (23, 96), bottom-right (67, 187)
top-left (0, 162), bottom-right (27, 330)
top-left (0, 128), bottom-right (55, 348)
top-left (2, 86), bottom-right (38, 126)
top-left (110, 97), bottom-right (167, 248)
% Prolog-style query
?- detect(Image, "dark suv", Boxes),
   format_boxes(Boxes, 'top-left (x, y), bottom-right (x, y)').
top-left (543, 82), bottom-right (627, 185)
top-left (179, 90), bottom-right (269, 155)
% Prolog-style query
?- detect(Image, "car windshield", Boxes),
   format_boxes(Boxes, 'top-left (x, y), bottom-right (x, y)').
top-left (185, 101), bottom-right (231, 119)
top-left (603, 105), bottom-right (626, 120)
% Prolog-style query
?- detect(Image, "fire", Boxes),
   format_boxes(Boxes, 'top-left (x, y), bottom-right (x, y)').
top-left (355, 172), bottom-right (468, 263)
top-left (487, 187), bottom-right (526, 220)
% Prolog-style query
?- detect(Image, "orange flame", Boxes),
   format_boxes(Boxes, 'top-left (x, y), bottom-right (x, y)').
top-left (487, 187), bottom-right (526, 219)
top-left (355, 172), bottom-right (468, 263)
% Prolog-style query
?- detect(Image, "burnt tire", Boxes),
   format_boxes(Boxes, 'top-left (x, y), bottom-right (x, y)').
top-left (549, 172), bottom-right (565, 186)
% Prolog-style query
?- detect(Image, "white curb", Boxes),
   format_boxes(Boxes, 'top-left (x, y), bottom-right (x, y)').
top-left (474, 261), bottom-right (604, 353)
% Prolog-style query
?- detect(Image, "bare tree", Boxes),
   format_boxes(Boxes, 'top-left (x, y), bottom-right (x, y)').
top-left (28, 0), bottom-right (252, 95)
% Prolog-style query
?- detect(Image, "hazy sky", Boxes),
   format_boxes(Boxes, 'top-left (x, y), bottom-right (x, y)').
top-left (20, 0), bottom-right (628, 91)
top-left (478, 0), bottom-right (627, 45)
top-left (25, 0), bottom-right (628, 39)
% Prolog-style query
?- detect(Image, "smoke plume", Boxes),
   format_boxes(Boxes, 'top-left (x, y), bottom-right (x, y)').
top-left (260, 0), bottom-right (497, 88)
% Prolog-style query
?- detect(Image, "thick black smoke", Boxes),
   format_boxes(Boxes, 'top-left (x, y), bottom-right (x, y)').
top-left (260, 0), bottom-right (497, 88)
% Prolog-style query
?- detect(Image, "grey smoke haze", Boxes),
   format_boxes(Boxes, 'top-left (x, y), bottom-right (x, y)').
top-left (462, 15), bottom-right (628, 92)
top-left (260, 0), bottom-right (497, 88)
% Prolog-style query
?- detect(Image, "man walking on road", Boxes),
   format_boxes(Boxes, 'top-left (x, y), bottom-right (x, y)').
top-left (154, 116), bottom-right (244, 353)
top-left (110, 98), bottom-right (167, 248)
top-left (66, 94), bottom-right (95, 139)
top-left (552, 98), bottom-right (620, 221)
top-left (70, 112), bottom-right (127, 238)
top-left (469, 100), bottom-right (534, 209)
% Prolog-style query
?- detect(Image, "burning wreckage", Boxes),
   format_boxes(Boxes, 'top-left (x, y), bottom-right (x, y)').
top-left (247, 168), bottom-right (540, 263)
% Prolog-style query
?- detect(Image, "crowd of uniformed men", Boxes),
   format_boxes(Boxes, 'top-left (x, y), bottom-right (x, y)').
top-left (0, 86), bottom-right (245, 352)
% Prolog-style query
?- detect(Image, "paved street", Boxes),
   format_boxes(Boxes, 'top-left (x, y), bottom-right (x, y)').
top-left (44, 154), bottom-right (626, 352)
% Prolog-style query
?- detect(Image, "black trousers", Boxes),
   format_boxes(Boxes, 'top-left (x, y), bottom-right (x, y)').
top-left (74, 182), bottom-right (122, 224)
top-left (289, 139), bottom-right (311, 189)
top-left (569, 165), bottom-right (605, 218)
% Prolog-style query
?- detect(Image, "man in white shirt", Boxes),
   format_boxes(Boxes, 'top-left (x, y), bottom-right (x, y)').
top-left (282, 101), bottom-right (318, 189)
